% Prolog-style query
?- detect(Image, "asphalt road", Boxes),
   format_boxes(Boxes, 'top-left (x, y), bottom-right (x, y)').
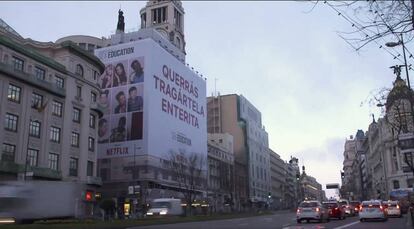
top-left (128, 212), bottom-right (409, 229)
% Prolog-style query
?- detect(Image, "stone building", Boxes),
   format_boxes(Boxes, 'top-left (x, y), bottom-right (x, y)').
top-left (0, 19), bottom-right (104, 216)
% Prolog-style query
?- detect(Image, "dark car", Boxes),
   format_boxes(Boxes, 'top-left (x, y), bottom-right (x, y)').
top-left (323, 201), bottom-right (346, 220)
top-left (350, 201), bottom-right (361, 214)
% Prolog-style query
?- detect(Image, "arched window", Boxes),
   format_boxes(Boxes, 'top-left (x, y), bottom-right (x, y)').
top-left (76, 64), bottom-right (84, 77)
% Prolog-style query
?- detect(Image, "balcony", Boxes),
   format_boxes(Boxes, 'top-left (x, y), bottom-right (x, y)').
top-left (86, 176), bottom-right (102, 186)
top-left (0, 62), bottom-right (65, 98)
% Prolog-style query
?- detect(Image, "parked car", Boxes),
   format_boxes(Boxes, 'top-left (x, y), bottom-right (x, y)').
top-left (296, 200), bottom-right (330, 223)
top-left (359, 200), bottom-right (388, 222)
top-left (322, 201), bottom-right (345, 220)
top-left (350, 201), bottom-right (361, 214)
top-left (382, 200), bottom-right (402, 218)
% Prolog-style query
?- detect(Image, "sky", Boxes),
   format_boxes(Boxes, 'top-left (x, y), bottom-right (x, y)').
top-left (0, 1), bottom-right (409, 198)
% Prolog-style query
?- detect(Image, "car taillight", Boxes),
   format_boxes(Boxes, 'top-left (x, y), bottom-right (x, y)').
top-left (397, 205), bottom-right (400, 209)
top-left (334, 207), bottom-right (338, 210)
top-left (355, 207), bottom-right (358, 211)
top-left (316, 207), bottom-right (320, 212)
top-left (360, 206), bottom-right (363, 211)
top-left (297, 208), bottom-right (301, 213)
top-left (380, 205), bottom-right (384, 211)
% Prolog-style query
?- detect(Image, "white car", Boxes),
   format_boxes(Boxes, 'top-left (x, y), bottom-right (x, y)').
top-left (338, 199), bottom-right (355, 216)
top-left (359, 200), bottom-right (388, 222)
top-left (296, 200), bottom-right (329, 223)
top-left (383, 201), bottom-right (402, 217)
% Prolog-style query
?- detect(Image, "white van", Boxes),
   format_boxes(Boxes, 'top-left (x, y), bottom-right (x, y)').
top-left (146, 198), bottom-right (183, 216)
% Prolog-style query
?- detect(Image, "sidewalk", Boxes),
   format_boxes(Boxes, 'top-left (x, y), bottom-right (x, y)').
top-left (407, 212), bottom-right (413, 228)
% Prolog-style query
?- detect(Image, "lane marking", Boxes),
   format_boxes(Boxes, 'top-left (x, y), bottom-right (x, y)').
top-left (333, 221), bottom-right (360, 229)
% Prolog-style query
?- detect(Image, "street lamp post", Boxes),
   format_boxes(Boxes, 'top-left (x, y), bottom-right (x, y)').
top-left (386, 33), bottom-right (410, 89)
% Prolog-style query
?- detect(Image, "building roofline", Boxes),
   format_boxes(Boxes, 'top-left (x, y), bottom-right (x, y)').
top-left (59, 40), bottom-right (105, 73)
top-left (0, 34), bottom-right (68, 74)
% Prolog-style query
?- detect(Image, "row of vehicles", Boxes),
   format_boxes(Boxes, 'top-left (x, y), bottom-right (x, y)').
top-left (296, 199), bottom-right (402, 223)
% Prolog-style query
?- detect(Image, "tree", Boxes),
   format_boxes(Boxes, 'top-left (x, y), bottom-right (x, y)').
top-left (99, 198), bottom-right (116, 221)
top-left (168, 150), bottom-right (206, 216)
top-left (314, 0), bottom-right (414, 51)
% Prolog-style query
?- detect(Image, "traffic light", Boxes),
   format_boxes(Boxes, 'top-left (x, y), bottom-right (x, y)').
top-left (296, 173), bottom-right (300, 180)
top-left (341, 171), bottom-right (345, 179)
top-left (85, 191), bottom-right (93, 201)
top-left (268, 192), bottom-right (271, 199)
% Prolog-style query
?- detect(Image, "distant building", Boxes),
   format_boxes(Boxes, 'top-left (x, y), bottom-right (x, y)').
top-left (300, 171), bottom-right (324, 202)
top-left (207, 94), bottom-right (270, 209)
top-left (0, 19), bottom-right (104, 216)
top-left (207, 133), bottom-right (235, 212)
top-left (269, 149), bottom-right (286, 209)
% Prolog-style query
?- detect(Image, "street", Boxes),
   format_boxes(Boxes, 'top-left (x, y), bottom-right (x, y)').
top-left (128, 212), bottom-right (409, 229)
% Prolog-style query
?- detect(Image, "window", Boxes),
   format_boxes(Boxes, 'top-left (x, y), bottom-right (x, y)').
top-left (75, 64), bottom-right (84, 77)
top-left (76, 86), bottom-right (82, 98)
top-left (34, 66), bottom-right (45, 80)
top-left (87, 161), bottom-right (94, 176)
top-left (4, 113), bottom-right (18, 132)
top-left (174, 8), bottom-right (182, 29)
top-left (52, 101), bottom-right (63, 117)
top-left (89, 114), bottom-right (96, 128)
top-left (31, 93), bottom-right (43, 109)
top-left (141, 12), bottom-right (147, 28)
top-left (88, 137), bottom-right (95, 152)
top-left (87, 44), bottom-right (95, 53)
top-left (79, 43), bottom-right (86, 50)
top-left (393, 180), bottom-right (400, 189)
top-left (50, 126), bottom-right (61, 143)
top-left (55, 75), bottom-right (64, 88)
top-left (7, 84), bottom-right (21, 103)
top-left (29, 120), bottom-right (41, 138)
top-left (152, 7), bottom-right (167, 24)
top-left (73, 108), bottom-right (81, 123)
top-left (93, 71), bottom-right (98, 81)
top-left (12, 56), bottom-right (24, 71)
top-left (48, 153), bottom-right (59, 170)
top-left (27, 148), bottom-right (38, 167)
top-left (71, 132), bottom-right (79, 147)
top-left (2, 143), bottom-right (15, 162)
top-left (69, 157), bottom-right (78, 176)
top-left (91, 92), bottom-right (97, 103)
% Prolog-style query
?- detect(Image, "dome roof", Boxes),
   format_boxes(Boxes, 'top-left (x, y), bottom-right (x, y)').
top-left (386, 76), bottom-right (414, 110)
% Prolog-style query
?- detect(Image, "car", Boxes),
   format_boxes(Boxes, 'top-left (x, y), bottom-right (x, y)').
top-left (322, 201), bottom-right (346, 220)
top-left (382, 200), bottom-right (402, 218)
top-left (350, 201), bottom-right (361, 214)
top-left (338, 199), bottom-right (355, 216)
top-left (296, 200), bottom-right (330, 223)
top-left (359, 200), bottom-right (388, 222)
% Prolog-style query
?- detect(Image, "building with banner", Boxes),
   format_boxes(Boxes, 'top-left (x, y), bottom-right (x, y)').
top-left (91, 1), bottom-right (207, 216)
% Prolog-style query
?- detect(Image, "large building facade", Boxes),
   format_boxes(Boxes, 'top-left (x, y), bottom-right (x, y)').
top-left (0, 20), bottom-right (104, 216)
top-left (90, 1), bottom-right (207, 217)
top-left (341, 72), bottom-right (414, 201)
top-left (207, 94), bottom-right (270, 208)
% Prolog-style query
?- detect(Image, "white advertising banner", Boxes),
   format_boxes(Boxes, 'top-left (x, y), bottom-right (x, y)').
top-left (95, 39), bottom-right (207, 165)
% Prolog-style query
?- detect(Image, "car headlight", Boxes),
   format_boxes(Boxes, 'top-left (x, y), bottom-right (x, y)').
top-left (160, 210), bottom-right (168, 215)
top-left (146, 212), bottom-right (153, 216)
top-left (0, 218), bottom-right (15, 224)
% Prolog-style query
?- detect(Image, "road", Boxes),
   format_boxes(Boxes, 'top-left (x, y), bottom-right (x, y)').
top-left (128, 212), bottom-right (410, 229)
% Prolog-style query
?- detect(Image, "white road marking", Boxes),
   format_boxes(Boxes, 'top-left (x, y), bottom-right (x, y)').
top-left (333, 221), bottom-right (360, 229)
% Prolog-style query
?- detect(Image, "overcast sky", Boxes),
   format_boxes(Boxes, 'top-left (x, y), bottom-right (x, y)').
top-left (1, 1), bottom-right (409, 197)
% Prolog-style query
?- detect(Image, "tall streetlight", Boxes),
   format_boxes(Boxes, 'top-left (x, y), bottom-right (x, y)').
top-left (385, 33), bottom-right (410, 89)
